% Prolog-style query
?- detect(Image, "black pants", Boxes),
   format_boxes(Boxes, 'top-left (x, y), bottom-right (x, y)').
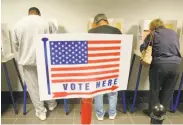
top-left (148, 63), bottom-right (180, 112)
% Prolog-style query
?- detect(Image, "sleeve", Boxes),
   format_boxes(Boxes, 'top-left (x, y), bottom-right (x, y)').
top-left (11, 28), bottom-right (19, 52)
top-left (48, 19), bottom-right (58, 34)
top-left (140, 33), bottom-right (151, 52)
top-left (88, 29), bottom-right (93, 33)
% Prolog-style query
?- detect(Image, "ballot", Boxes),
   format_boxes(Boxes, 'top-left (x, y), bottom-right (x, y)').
top-left (1, 23), bottom-right (14, 62)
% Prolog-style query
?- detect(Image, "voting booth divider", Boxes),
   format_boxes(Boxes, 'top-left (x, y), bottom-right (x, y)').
top-left (1, 23), bottom-right (25, 114)
top-left (129, 20), bottom-right (183, 113)
top-left (173, 23), bottom-right (183, 112)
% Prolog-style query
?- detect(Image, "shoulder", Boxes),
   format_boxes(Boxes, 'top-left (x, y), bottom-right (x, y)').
top-left (88, 28), bottom-right (97, 33)
top-left (107, 25), bottom-right (122, 34)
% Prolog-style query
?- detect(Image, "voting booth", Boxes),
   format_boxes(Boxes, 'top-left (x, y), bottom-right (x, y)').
top-left (136, 20), bottom-right (178, 54)
top-left (180, 23), bottom-right (183, 56)
top-left (87, 18), bottom-right (124, 32)
top-left (1, 23), bottom-right (25, 115)
top-left (1, 23), bottom-right (14, 62)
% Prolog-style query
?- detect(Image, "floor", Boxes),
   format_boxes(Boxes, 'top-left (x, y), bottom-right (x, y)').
top-left (1, 103), bottom-right (183, 124)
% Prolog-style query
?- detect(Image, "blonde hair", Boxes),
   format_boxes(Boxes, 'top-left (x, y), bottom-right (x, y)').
top-left (149, 19), bottom-right (165, 31)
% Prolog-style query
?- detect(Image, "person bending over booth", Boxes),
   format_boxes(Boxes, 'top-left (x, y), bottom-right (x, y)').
top-left (141, 19), bottom-right (181, 117)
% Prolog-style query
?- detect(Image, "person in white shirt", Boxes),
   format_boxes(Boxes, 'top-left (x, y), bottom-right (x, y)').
top-left (12, 7), bottom-right (57, 121)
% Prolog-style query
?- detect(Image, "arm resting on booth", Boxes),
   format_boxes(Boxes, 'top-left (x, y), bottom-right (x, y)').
top-left (140, 34), bottom-right (151, 52)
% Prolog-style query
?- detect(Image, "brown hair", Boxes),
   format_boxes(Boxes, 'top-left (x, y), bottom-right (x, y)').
top-left (149, 19), bottom-right (165, 31)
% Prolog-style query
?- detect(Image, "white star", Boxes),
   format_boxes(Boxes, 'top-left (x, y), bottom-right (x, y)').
top-left (72, 47), bottom-right (74, 49)
top-left (59, 52), bottom-right (61, 54)
top-left (66, 57), bottom-right (68, 59)
top-left (51, 42), bottom-right (54, 45)
top-left (85, 51), bottom-right (87, 54)
top-left (85, 56), bottom-right (87, 58)
top-left (51, 47), bottom-right (54, 50)
top-left (72, 56), bottom-right (75, 59)
top-left (76, 59), bottom-right (78, 61)
top-left (53, 62), bottom-right (55, 64)
top-left (59, 57), bottom-right (61, 59)
top-left (75, 44), bottom-right (78, 47)
top-left (66, 61), bottom-right (69, 64)
top-left (55, 50), bottom-right (58, 52)
top-left (79, 61), bottom-right (81, 63)
top-left (72, 51), bottom-right (75, 54)
top-left (52, 57), bottom-right (55, 60)
top-left (65, 47), bottom-right (68, 49)
top-left (59, 47), bottom-right (61, 50)
top-left (62, 50), bottom-right (64, 52)
top-left (66, 52), bottom-right (68, 54)
top-left (79, 51), bottom-right (81, 54)
top-left (82, 49), bottom-right (84, 51)
top-left (56, 60), bottom-right (58, 62)
top-left (55, 45), bottom-right (57, 47)
top-left (85, 60), bottom-right (87, 63)
top-left (69, 54), bottom-right (71, 57)
top-left (58, 42), bottom-right (60, 45)
top-left (59, 62), bottom-right (62, 64)
top-left (68, 44), bottom-right (71, 47)
top-left (78, 41), bottom-right (81, 44)
top-left (73, 61), bottom-right (75, 63)
top-left (52, 52), bottom-right (54, 55)
top-left (75, 49), bottom-right (78, 52)
top-left (62, 55), bottom-right (65, 57)
top-left (65, 42), bottom-right (67, 45)
top-left (62, 45), bottom-right (64, 47)
top-left (69, 49), bottom-right (71, 52)
top-left (55, 55), bottom-right (58, 57)
top-left (79, 56), bottom-right (81, 58)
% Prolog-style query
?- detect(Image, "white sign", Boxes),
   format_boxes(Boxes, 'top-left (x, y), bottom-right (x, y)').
top-left (35, 34), bottom-right (133, 101)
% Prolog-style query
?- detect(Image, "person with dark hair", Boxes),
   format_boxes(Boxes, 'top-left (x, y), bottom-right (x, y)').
top-left (11, 7), bottom-right (57, 120)
top-left (88, 13), bottom-right (122, 121)
top-left (28, 7), bottom-right (41, 16)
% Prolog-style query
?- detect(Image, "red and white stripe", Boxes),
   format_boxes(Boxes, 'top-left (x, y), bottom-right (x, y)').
top-left (50, 40), bottom-right (121, 83)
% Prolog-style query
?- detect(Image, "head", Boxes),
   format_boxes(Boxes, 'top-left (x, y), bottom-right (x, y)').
top-left (149, 19), bottom-right (165, 31)
top-left (93, 13), bottom-right (109, 27)
top-left (28, 7), bottom-right (41, 16)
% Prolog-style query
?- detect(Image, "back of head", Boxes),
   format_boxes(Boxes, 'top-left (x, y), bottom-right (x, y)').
top-left (93, 13), bottom-right (108, 27)
top-left (28, 7), bottom-right (41, 16)
top-left (149, 18), bottom-right (165, 31)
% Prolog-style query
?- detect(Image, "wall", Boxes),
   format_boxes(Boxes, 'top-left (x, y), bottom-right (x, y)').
top-left (1, 0), bottom-right (183, 91)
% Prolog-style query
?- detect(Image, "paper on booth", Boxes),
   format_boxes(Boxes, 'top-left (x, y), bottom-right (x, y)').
top-left (35, 34), bottom-right (133, 100)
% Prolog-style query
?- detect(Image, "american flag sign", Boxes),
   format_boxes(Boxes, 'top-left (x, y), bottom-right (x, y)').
top-left (36, 34), bottom-right (133, 100)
